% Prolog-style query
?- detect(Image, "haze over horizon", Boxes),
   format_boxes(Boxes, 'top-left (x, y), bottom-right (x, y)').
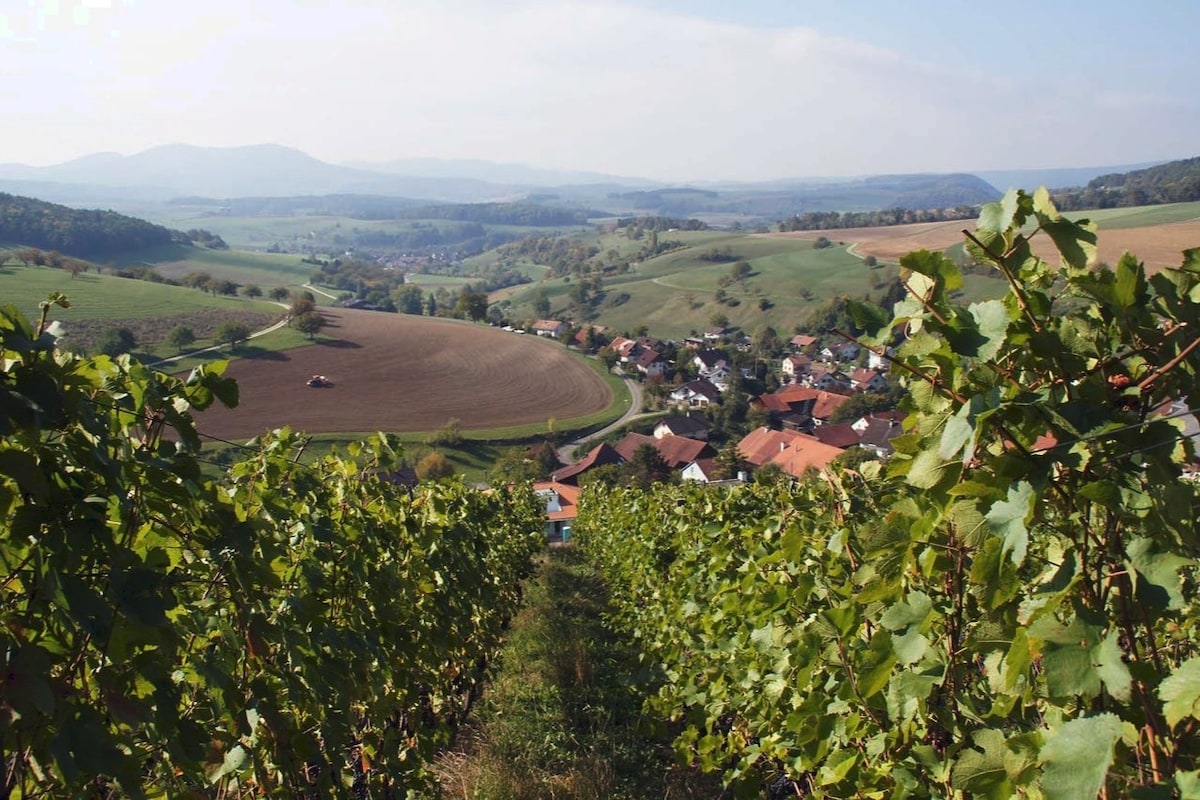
top-left (4, 0), bottom-right (1197, 183)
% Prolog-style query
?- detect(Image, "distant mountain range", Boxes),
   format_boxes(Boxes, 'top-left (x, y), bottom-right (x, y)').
top-left (0, 143), bottom-right (1181, 220)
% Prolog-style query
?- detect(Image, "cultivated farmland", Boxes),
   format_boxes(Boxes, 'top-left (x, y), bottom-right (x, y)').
top-left (765, 200), bottom-right (1200, 271)
top-left (192, 308), bottom-right (613, 440)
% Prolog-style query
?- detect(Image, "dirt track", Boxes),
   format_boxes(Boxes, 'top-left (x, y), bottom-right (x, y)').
top-left (193, 309), bottom-right (613, 440)
top-left (765, 218), bottom-right (1200, 272)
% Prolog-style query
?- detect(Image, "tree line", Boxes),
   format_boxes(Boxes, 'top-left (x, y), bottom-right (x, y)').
top-left (776, 204), bottom-right (980, 232)
top-left (395, 202), bottom-right (594, 226)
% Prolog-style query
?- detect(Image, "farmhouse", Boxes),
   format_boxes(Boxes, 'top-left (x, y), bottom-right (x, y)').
top-left (533, 481), bottom-right (580, 543)
top-left (789, 334), bottom-right (818, 352)
top-left (532, 319), bottom-right (568, 338)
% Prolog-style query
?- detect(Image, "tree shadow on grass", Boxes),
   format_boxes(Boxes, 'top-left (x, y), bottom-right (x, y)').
top-left (233, 345), bottom-right (289, 360)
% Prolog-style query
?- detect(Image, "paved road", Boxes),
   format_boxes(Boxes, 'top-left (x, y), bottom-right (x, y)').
top-left (556, 375), bottom-right (652, 466)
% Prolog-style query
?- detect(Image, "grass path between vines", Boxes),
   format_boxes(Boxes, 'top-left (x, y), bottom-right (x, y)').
top-left (434, 546), bottom-right (720, 800)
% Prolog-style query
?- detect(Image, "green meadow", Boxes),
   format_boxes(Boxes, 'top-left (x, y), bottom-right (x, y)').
top-left (1067, 200), bottom-right (1200, 230)
top-left (496, 230), bottom-right (925, 338)
top-left (0, 262), bottom-right (280, 321)
top-left (119, 244), bottom-right (316, 289)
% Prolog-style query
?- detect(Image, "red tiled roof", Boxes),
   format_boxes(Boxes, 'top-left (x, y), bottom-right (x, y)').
top-left (768, 435), bottom-right (845, 477)
top-left (550, 442), bottom-right (625, 484)
top-left (614, 433), bottom-right (711, 468)
top-left (633, 349), bottom-right (664, 368)
top-left (533, 481), bottom-right (581, 522)
top-left (812, 391), bottom-right (851, 420)
top-left (812, 423), bottom-right (860, 449)
top-left (737, 427), bottom-right (806, 467)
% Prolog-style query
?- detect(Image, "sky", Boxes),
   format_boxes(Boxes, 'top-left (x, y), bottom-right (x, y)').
top-left (3, 0), bottom-right (1197, 182)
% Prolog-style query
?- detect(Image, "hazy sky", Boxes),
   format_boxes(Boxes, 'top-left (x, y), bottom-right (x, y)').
top-left (4, 0), bottom-right (1197, 181)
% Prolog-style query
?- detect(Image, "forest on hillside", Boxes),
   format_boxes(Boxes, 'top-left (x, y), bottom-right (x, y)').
top-left (1054, 155), bottom-right (1200, 209)
top-left (0, 192), bottom-right (181, 256)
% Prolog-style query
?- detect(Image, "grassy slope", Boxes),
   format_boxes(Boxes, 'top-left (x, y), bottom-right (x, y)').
top-left (1066, 200), bottom-right (1200, 230)
top-left (497, 230), bottom-right (884, 338)
top-left (0, 262), bottom-right (280, 321)
top-left (119, 243), bottom-right (316, 289)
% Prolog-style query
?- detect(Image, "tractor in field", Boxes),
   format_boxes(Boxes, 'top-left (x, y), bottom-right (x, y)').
top-left (307, 374), bottom-right (333, 388)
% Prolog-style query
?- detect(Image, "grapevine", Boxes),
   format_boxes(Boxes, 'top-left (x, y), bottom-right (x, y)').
top-left (577, 191), bottom-right (1200, 797)
top-left (0, 295), bottom-right (543, 797)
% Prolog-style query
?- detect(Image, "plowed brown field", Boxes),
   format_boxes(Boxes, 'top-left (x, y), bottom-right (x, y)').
top-left (765, 219), bottom-right (1200, 272)
top-left (193, 309), bottom-right (613, 440)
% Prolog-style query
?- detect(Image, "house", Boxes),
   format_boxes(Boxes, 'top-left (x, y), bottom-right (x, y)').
top-left (782, 355), bottom-right (812, 381)
top-left (855, 415), bottom-right (905, 458)
top-left (533, 481), bottom-right (580, 543)
top-left (682, 336), bottom-right (706, 349)
top-left (670, 379), bottom-right (722, 409)
top-left (633, 348), bottom-right (669, 377)
top-left (614, 432), bottom-right (713, 470)
top-left (573, 324), bottom-right (607, 348)
top-left (549, 442), bottom-right (625, 485)
top-left (812, 369), bottom-right (852, 394)
top-left (654, 414), bottom-right (712, 441)
top-left (867, 345), bottom-right (894, 370)
top-left (681, 458), bottom-right (722, 483)
top-left (836, 342), bottom-right (861, 362)
top-left (790, 334), bottom-right (818, 352)
top-left (768, 435), bottom-right (846, 478)
top-left (636, 335), bottom-right (664, 353)
top-left (737, 426), bottom-right (808, 468)
top-left (811, 423), bottom-right (862, 449)
top-left (609, 336), bottom-right (641, 362)
top-left (849, 368), bottom-right (889, 393)
top-left (751, 386), bottom-right (851, 429)
top-left (693, 349), bottom-right (729, 376)
top-left (532, 319), bottom-right (568, 339)
top-left (707, 363), bottom-right (734, 391)
top-left (810, 390), bottom-right (851, 425)
top-left (704, 327), bottom-right (728, 341)
top-left (850, 409), bottom-right (905, 433)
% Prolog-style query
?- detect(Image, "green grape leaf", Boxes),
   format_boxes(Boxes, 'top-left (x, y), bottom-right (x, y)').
top-left (986, 481), bottom-right (1034, 566)
top-left (886, 670), bottom-right (936, 723)
top-left (968, 300), bottom-right (1010, 361)
top-left (1038, 714), bottom-right (1121, 800)
top-left (1126, 536), bottom-right (1192, 613)
top-left (952, 728), bottom-right (1014, 800)
top-left (1160, 657), bottom-right (1200, 728)
top-left (1114, 252), bottom-right (1148, 308)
